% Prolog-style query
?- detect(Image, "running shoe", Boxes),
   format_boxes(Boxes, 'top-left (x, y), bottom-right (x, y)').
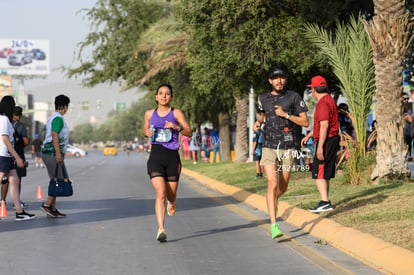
top-left (40, 203), bottom-right (58, 218)
top-left (156, 229), bottom-right (167, 242)
top-left (271, 223), bottom-right (283, 239)
top-left (15, 210), bottom-right (35, 221)
top-left (167, 203), bottom-right (176, 216)
top-left (309, 201), bottom-right (333, 213)
top-left (53, 208), bottom-right (67, 218)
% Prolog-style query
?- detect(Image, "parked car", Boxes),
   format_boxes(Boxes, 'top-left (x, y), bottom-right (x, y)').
top-left (65, 144), bottom-right (87, 158)
top-left (7, 50), bottom-right (32, 66)
top-left (103, 144), bottom-right (117, 156)
top-left (0, 48), bottom-right (14, 58)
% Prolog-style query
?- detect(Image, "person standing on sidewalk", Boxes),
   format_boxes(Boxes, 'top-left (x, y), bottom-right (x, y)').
top-left (301, 75), bottom-right (339, 213)
top-left (12, 106), bottom-right (30, 209)
top-left (251, 126), bottom-right (264, 179)
top-left (254, 64), bottom-right (309, 239)
top-left (40, 94), bottom-right (71, 218)
top-left (143, 84), bottom-right (192, 242)
top-left (32, 133), bottom-right (44, 168)
top-left (0, 96), bottom-right (34, 221)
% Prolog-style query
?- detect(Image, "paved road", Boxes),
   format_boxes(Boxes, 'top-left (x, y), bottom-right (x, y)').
top-left (0, 151), bottom-right (381, 275)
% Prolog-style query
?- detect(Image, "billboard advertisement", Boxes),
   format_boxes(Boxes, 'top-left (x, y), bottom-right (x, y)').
top-left (0, 39), bottom-right (50, 76)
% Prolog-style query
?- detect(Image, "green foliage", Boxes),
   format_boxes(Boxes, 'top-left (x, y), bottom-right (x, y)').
top-left (304, 15), bottom-right (376, 156)
top-left (181, 0), bottom-right (317, 96)
top-left (66, 0), bottom-right (168, 88)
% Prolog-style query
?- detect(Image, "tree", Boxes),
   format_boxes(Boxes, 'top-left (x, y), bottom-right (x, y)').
top-left (182, 0), bottom-right (318, 162)
top-left (362, 0), bottom-right (414, 179)
top-left (304, 15), bottom-right (376, 155)
top-left (66, 0), bottom-right (167, 88)
top-left (304, 16), bottom-right (376, 185)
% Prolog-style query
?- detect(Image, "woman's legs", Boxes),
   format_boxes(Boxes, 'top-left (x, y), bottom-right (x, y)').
top-left (8, 170), bottom-right (23, 213)
top-left (151, 177), bottom-right (167, 230)
top-left (41, 155), bottom-right (61, 210)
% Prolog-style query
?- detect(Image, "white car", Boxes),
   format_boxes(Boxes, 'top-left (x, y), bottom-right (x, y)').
top-left (65, 144), bottom-right (87, 158)
top-left (7, 50), bottom-right (32, 66)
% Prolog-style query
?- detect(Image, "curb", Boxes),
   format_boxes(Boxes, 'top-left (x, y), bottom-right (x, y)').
top-left (182, 167), bottom-right (414, 275)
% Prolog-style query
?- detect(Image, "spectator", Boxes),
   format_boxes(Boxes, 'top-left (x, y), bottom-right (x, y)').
top-left (32, 133), bottom-right (44, 168)
top-left (338, 103), bottom-right (354, 139)
top-left (181, 134), bottom-right (191, 160)
top-left (40, 94), bottom-right (71, 218)
top-left (11, 106), bottom-right (30, 209)
top-left (0, 96), bottom-right (34, 220)
top-left (189, 130), bottom-right (201, 164)
top-left (201, 127), bottom-right (211, 162)
top-left (302, 75), bottom-right (340, 213)
top-left (252, 127), bottom-right (264, 179)
top-left (210, 127), bottom-right (221, 163)
top-left (403, 94), bottom-right (413, 159)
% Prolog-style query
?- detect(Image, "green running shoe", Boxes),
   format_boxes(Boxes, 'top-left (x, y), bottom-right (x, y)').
top-left (271, 223), bottom-right (283, 239)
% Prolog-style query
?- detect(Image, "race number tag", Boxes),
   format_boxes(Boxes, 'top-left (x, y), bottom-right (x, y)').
top-left (154, 128), bottom-right (172, 143)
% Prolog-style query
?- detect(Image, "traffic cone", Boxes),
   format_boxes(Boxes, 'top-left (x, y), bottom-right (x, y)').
top-left (0, 200), bottom-right (7, 217)
top-left (37, 185), bottom-right (43, 200)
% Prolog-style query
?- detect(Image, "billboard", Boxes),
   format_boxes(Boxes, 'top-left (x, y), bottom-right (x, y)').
top-left (0, 39), bottom-right (50, 76)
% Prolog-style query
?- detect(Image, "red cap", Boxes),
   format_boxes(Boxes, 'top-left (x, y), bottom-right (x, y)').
top-left (307, 75), bottom-right (327, 87)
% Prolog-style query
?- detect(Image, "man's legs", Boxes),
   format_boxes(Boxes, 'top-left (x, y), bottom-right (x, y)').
top-left (316, 179), bottom-right (329, 202)
top-left (264, 164), bottom-right (278, 224)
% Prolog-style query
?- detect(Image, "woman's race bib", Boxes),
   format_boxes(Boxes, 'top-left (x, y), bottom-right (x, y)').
top-left (153, 128), bottom-right (172, 143)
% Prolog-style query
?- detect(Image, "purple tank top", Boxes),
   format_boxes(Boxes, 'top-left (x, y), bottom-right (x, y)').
top-left (149, 108), bottom-right (180, 150)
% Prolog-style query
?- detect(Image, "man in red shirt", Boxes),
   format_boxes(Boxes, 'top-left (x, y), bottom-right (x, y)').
top-left (301, 75), bottom-right (339, 212)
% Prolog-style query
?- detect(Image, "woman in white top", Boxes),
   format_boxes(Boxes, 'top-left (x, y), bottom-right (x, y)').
top-left (0, 96), bottom-right (34, 221)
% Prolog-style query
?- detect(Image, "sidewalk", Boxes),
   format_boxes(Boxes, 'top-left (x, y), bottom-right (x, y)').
top-left (182, 167), bottom-right (414, 275)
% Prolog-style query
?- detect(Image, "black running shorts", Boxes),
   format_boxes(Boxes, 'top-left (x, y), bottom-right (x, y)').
top-left (312, 135), bottom-right (340, 180)
top-left (147, 144), bottom-right (181, 182)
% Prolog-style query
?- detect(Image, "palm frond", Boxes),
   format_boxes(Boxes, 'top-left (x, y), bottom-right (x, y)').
top-left (304, 15), bottom-right (376, 155)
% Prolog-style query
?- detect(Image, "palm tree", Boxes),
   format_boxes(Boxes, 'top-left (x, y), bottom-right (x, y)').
top-left (304, 15), bottom-right (376, 157)
top-left (136, 14), bottom-right (190, 84)
top-left (362, 0), bottom-right (414, 179)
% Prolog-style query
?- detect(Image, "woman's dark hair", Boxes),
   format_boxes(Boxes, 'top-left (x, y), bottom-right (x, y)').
top-left (156, 84), bottom-right (173, 97)
top-left (54, 94), bottom-right (70, 110)
top-left (0, 95), bottom-right (16, 122)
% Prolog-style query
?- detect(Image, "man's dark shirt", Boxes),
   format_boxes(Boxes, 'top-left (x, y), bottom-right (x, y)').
top-left (258, 90), bottom-right (308, 150)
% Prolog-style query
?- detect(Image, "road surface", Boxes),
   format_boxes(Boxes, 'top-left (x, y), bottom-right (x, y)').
top-left (0, 150), bottom-right (381, 275)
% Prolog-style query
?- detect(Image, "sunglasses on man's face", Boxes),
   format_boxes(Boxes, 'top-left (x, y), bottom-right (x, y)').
top-left (403, 98), bottom-right (409, 101)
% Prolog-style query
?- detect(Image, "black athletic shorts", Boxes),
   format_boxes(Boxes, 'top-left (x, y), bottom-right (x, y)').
top-left (312, 135), bottom-right (340, 180)
top-left (253, 154), bottom-right (262, 161)
top-left (147, 144), bottom-right (181, 182)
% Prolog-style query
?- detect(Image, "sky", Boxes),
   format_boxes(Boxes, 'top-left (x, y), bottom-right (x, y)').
top-left (1, 0), bottom-right (144, 127)
top-left (2, 0), bottom-right (96, 87)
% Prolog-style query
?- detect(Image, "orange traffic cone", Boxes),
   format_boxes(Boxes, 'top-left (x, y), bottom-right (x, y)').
top-left (0, 200), bottom-right (7, 217)
top-left (37, 185), bottom-right (43, 200)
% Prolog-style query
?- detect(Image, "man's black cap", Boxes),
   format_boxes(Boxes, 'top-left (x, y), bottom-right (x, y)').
top-left (269, 67), bottom-right (288, 78)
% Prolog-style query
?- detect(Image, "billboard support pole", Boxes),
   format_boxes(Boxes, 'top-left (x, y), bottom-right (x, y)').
top-left (18, 77), bottom-right (25, 97)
